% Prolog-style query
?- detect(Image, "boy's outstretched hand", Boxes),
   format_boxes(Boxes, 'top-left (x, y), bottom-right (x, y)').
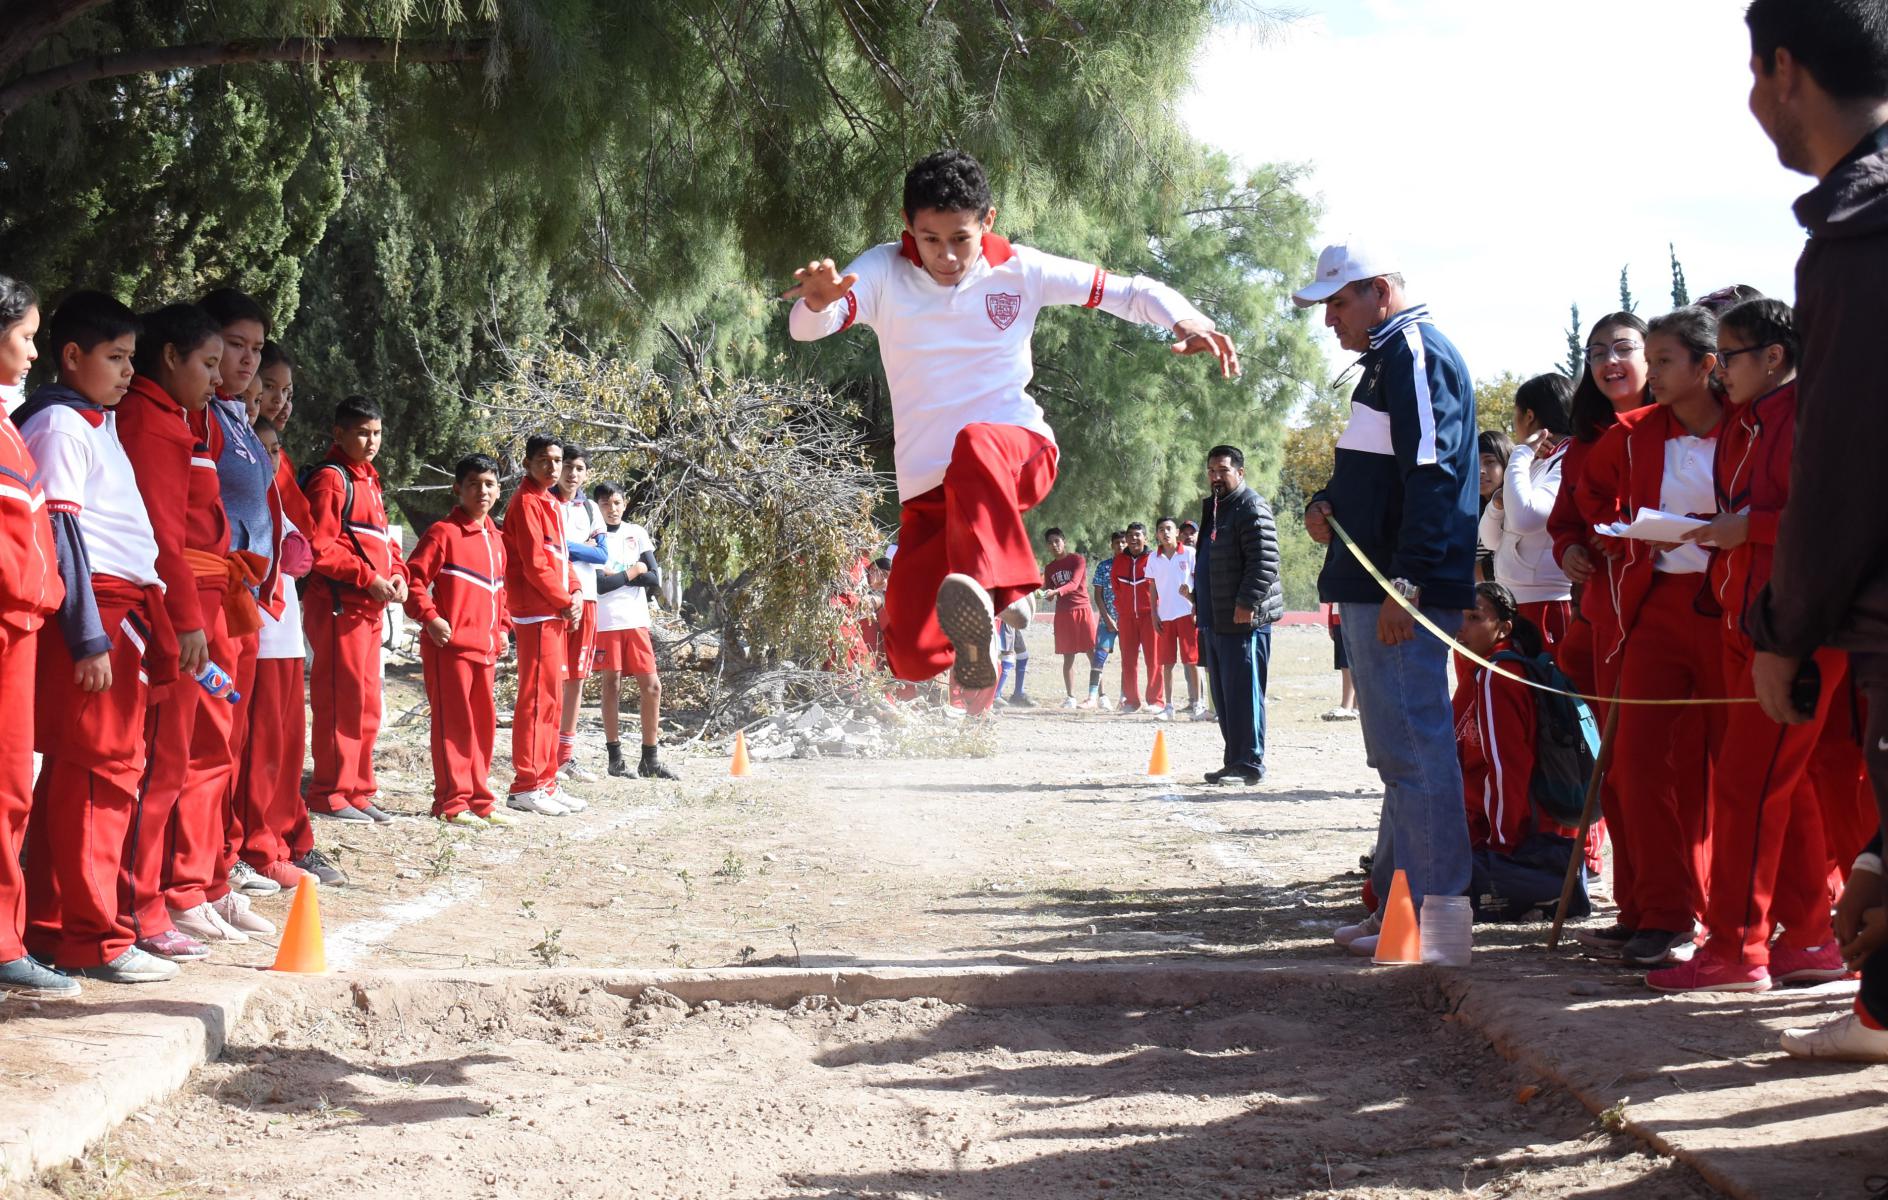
top-left (1171, 318), bottom-right (1241, 379)
top-left (782, 258), bottom-right (859, 313)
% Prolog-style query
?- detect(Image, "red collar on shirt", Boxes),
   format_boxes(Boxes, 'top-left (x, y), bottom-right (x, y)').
top-left (125, 374), bottom-right (185, 417)
top-left (449, 505), bottom-right (494, 531)
top-left (897, 231), bottom-right (1016, 270)
top-left (323, 444), bottom-right (378, 482)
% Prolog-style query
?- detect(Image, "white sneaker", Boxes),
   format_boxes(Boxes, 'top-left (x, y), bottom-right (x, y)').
top-left (1348, 933), bottom-right (1381, 958)
top-left (1781, 1012), bottom-right (1888, 1062)
top-left (1119, 703), bottom-right (1142, 715)
top-left (1098, 696), bottom-right (1115, 711)
top-left (1191, 706), bottom-right (1217, 723)
top-left (1334, 913), bottom-right (1380, 948)
top-left (1060, 696), bottom-right (1080, 709)
top-left (506, 789), bottom-right (569, 816)
top-left (227, 859), bottom-right (280, 897)
top-left (170, 902), bottom-right (248, 944)
top-left (211, 891), bottom-right (276, 937)
top-left (558, 760), bottom-right (599, 784)
top-left (549, 784), bottom-right (587, 813)
top-left (1159, 704), bottom-right (1175, 721)
top-left (999, 594), bottom-right (1034, 630)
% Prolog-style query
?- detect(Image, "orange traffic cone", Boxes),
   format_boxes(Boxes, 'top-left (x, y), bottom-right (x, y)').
top-left (1372, 869), bottom-right (1422, 965)
top-left (730, 730), bottom-right (752, 778)
top-left (270, 875), bottom-right (327, 974)
top-left (1147, 730), bottom-right (1171, 777)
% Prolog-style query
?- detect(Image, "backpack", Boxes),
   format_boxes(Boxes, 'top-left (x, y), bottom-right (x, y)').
top-left (297, 460), bottom-right (368, 611)
top-left (1491, 650), bottom-right (1600, 826)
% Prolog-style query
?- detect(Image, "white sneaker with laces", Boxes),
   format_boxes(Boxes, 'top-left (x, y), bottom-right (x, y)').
top-left (211, 891), bottom-right (276, 937)
top-left (1347, 933), bottom-right (1381, 958)
top-left (549, 784), bottom-right (587, 813)
top-left (558, 760), bottom-right (599, 784)
top-left (1780, 1012), bottom-right (1888, 1062)
top-left (227, 859), bottom-right (280, 897)
top-left (1160, 704), bottom-right (1175, 721)
top-left (171, 901), bottom-right (248, 944)
top-left (1060, 696), bottom-right (1080, 709)
top-left (1334, 913), bottom-right (1380, 948)
top-left (507, 789), bottom-right (569, 816)
top-left (1191, 706), bottom-right (1216, 723)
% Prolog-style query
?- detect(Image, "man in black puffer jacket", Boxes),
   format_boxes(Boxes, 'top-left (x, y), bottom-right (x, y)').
top-left (1195, 445), bottom-right (1283, 785)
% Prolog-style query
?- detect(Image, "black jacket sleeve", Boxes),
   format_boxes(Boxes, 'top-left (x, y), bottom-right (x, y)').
top-left (633, 549), bottom-right (662, 592)
top-left (50, 510), bottom-right (108, 659)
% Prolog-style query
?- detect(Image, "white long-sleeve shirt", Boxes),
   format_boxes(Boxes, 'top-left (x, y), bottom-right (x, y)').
top-left (789, 235), bottom-right (1205, 500)
top-left (1487, 439), bottom-right (1572, 603)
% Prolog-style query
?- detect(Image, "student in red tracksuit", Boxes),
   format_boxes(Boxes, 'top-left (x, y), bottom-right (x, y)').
top-left (1110, 522), bottom-right (1162, 713)
top-left (503, 435), bottom-right (582, 816)
top-left (1649, 299), bottom-right (1849, 992)
top-left (166, 288), bottom-right (284, 939)
top-left (1580, 306), bottom-right (1727, 969)
top-left (1041, 527), bottom-right (1097, 707)
top-left (0, 277), bottom-right (75, 997)
top-left (302, 395), bottom-right (408, 824)
top-left (406, 455), bottom-right (517, 826)
top-left (1455, 583), bottom-right (1589, 921)
top-left (114, 304), bottom-right (244, 955)
top-left (18, 291), bottom-right (181, 985)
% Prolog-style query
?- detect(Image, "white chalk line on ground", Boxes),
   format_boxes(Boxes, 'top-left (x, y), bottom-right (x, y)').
top-left (1148, 787), bottom-right (1278, 879)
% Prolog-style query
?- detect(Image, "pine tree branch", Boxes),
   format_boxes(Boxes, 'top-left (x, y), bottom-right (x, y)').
top-left (0, 35), bottom-right (491, 123)
top-left (0, 0), bottom-right (115, 79)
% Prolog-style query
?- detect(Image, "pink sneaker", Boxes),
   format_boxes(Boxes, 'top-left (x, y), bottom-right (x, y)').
top-left (1647, 953), bottom-right (1770, 994)
top-left (1770, 942), bottom-right (1851, 985)
top-left (137, 929), bottom-right (211, 961)
top-left (261, 860), bottom-right (310, 890)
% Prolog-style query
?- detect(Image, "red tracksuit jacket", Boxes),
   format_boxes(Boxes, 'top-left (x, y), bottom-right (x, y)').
top-left (1708, 381), bottom-right (1796, 639)
top-left (1454, 654), bottom-right (1577, 855)
top-left (115, 376), bottom-right (228, 635)
top-left (303, 447), bottom-right (406, 613)
top-left (1110, 550), bottom-right (1156, 620)
top-left (0, 417), bottom-right (63, 634)
top-left (404, 508), bottom-right (509, 663)
top-left (501, 477), bottom-right (576, 619)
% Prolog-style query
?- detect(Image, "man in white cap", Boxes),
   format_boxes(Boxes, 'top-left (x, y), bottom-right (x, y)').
top-left (1294, 241), bottom-right (1479, 958)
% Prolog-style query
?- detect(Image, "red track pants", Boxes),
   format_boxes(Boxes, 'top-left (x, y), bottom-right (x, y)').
top-left (1553, 613), bottom-right (1612, 879)
top-left (1610, 574), bottom-right (1723, 933)
top-left (1117, 607), bottom-right (1163, 709)
top-left (1517, 599), bottom-right (1572, 651)
top-left (164, 622), bottom-right (258, 911)
top-left (509, 619), bottom-right (567, 796)
top-left (26, 586), bottom-right (153, 967)
top-left (1701, 641), bottom-right (1842, 965)
top-left (235, 656), bottom-right (313, 869)
top-left (305, 600), bottom-right (383, 811)
top-left (882, 424), bottom-right (1057, 682)
top-left (425, 641), bottom-right (498, 817)
top-left (0, 625), bottom-right (36, 960)
top-left (1812, 674), bottom-right (1877, 877)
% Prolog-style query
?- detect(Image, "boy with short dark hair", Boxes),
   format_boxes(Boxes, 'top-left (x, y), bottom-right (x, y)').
top-left (555, 445), bottom-right (605, 786)
top-left (503, 435), bottom-right (581, 815)
top-left (591, 480), bottom-right (677, 780)
top-left (16, 290), bottom-right (180, 984)
top-left (786, 149), bottom-right (1238, 712)
top-left (301, 395), bottom-right (408, 825)
top-left (406, 455), bottom-right (515, 826)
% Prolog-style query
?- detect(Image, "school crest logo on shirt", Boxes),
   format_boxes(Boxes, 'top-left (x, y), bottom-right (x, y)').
top-left (985, 292), bottom-right (1022, 331)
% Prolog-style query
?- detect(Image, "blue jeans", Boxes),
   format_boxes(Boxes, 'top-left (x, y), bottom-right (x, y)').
top-left (1339, 602), bottom-right (1471, 911)
top-left (1209, 625), bottom-right (1270, 773)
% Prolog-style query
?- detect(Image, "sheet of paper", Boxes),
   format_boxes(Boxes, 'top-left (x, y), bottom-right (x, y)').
top-left (1592, 509), bottom-right (1710, 542)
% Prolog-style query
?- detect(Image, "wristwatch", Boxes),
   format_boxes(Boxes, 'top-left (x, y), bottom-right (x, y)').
top-left (1388, 578), bottom-right (1421, 605)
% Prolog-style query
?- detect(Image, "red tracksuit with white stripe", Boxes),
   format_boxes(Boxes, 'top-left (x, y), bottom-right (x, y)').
top-left (1699, 381), bottom-right (1840, 966)
top-left (114, 375), bottom-right (230, 938)
top-left (405, 507), bottom-right (509, 817)
top-left (0, 417), bottom-right (63, 961)
top-left (236, 451), bottom-right (315, 870)
top-left (1111, 548), bottom-right (1163, 709)
top-left (502, 477), bottom-right (577, 797)
top-left (1454, 653), bottom-right (1581, 855)
top-left (303, 447), bottom-right (406, 812)
top-left (1580, 404), bottom-right (1725, 935)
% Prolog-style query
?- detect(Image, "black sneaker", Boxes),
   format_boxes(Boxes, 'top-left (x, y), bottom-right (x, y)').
top-left (1007, 693), bottom-right (1037, 709)
top-left (1573, 922), bottom-right (1635, 958)
top-left (309, 806), bottom-right (373, 824)
top-left (295, 848), bottom-right (348, 887)
top-left (0, 955), bottom-right (80, 998)
top-left (1622, 928), bottom-right (1696, 967)
top-left (638, 759), bottom-right (680, 781)
top-left (1216, 767), bottom-right (1264, 786)
top-left (1203, 768), bottom-right (1232, 783)
top-left (607, 758), bottom-right (633, 778)
top-left (356, 801), bottom-right (396, 824)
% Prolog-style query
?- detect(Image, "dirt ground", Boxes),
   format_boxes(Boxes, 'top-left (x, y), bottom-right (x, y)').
top-left (7, 623), bottom-right (1885, 1198)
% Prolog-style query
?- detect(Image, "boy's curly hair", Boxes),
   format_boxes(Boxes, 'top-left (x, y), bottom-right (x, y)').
top-left (902, 150), bottom-right (992, 219)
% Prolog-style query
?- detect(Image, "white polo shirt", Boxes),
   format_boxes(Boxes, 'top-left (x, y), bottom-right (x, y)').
top-left (596, 522), bottom-right (656, 632)
top-left (1147, 544), bottom-right (1197, 622)
top-left (20, 403), bottom-right (162, 587)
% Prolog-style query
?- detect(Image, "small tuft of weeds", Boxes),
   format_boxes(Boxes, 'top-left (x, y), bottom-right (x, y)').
top-left (714, 850), bottom-right (746, 883)
top-left (530, 928), bottom-right (566, 967)
top-left (1600, 1098), bottom-right (1629, 1132)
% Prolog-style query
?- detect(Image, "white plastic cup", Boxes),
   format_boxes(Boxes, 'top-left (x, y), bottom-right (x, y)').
top-left (1420, 895), bottom-right (1473, 967)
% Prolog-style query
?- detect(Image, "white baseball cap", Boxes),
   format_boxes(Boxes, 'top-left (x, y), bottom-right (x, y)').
top-left (1291, 240), bottom-right (1398, 308)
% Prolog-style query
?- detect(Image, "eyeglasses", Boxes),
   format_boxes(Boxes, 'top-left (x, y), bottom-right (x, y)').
top-left (1584, 339), bottom-right (1645, 365)
top-left (1717, 342), bottom-right (1776, 365)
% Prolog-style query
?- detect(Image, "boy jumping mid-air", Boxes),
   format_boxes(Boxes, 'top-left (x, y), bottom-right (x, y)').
top-left (785, 150), bottom-right (1239, 711)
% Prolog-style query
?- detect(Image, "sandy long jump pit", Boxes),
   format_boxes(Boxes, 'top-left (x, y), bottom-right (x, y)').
top-left (20, 966), bottom-right (1713, 1200)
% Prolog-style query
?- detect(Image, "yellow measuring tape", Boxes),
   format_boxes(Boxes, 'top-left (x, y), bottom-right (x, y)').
top-left (1325, 514), bottom-right (1756, 707)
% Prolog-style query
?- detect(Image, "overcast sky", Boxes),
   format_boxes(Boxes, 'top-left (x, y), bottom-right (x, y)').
top-left (1181, 0), bottom-right (1812, 384)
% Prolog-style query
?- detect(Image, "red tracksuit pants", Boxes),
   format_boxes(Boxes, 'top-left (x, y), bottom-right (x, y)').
top-left (164, 619), bottom-right (258, 911)
top-left (510, 619), bottom-right (567, 796)
top-left (1517, 599), bottom-right (1572, 651)
top-left (425, 641), bottom-right (498, 817)
top-left (1553, 610), bottom-right (1611, 879)
top-left (1812, 675), bottom-right (1877, 876)
top-left (125, 582), bottom-right (224, 936)
top-left (1610, 573), bottom-right (1723, 933)
top-left (211, 635), bottom-right (262, 893)
top-left (0, 625), bottom-right (37, 961)
top-left (1117, 607), bottom-right (1163, 709)
top-left (26, 585), bottom-right (153, 968)
top-left (306, 599), bottom-right (383, 811)
top-left (882, 424), bottom-right (1057, 683)
top-left (235, 656), bottom-right (313, 869)
top-left (1701, 641), bottom-right (1843, 965)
